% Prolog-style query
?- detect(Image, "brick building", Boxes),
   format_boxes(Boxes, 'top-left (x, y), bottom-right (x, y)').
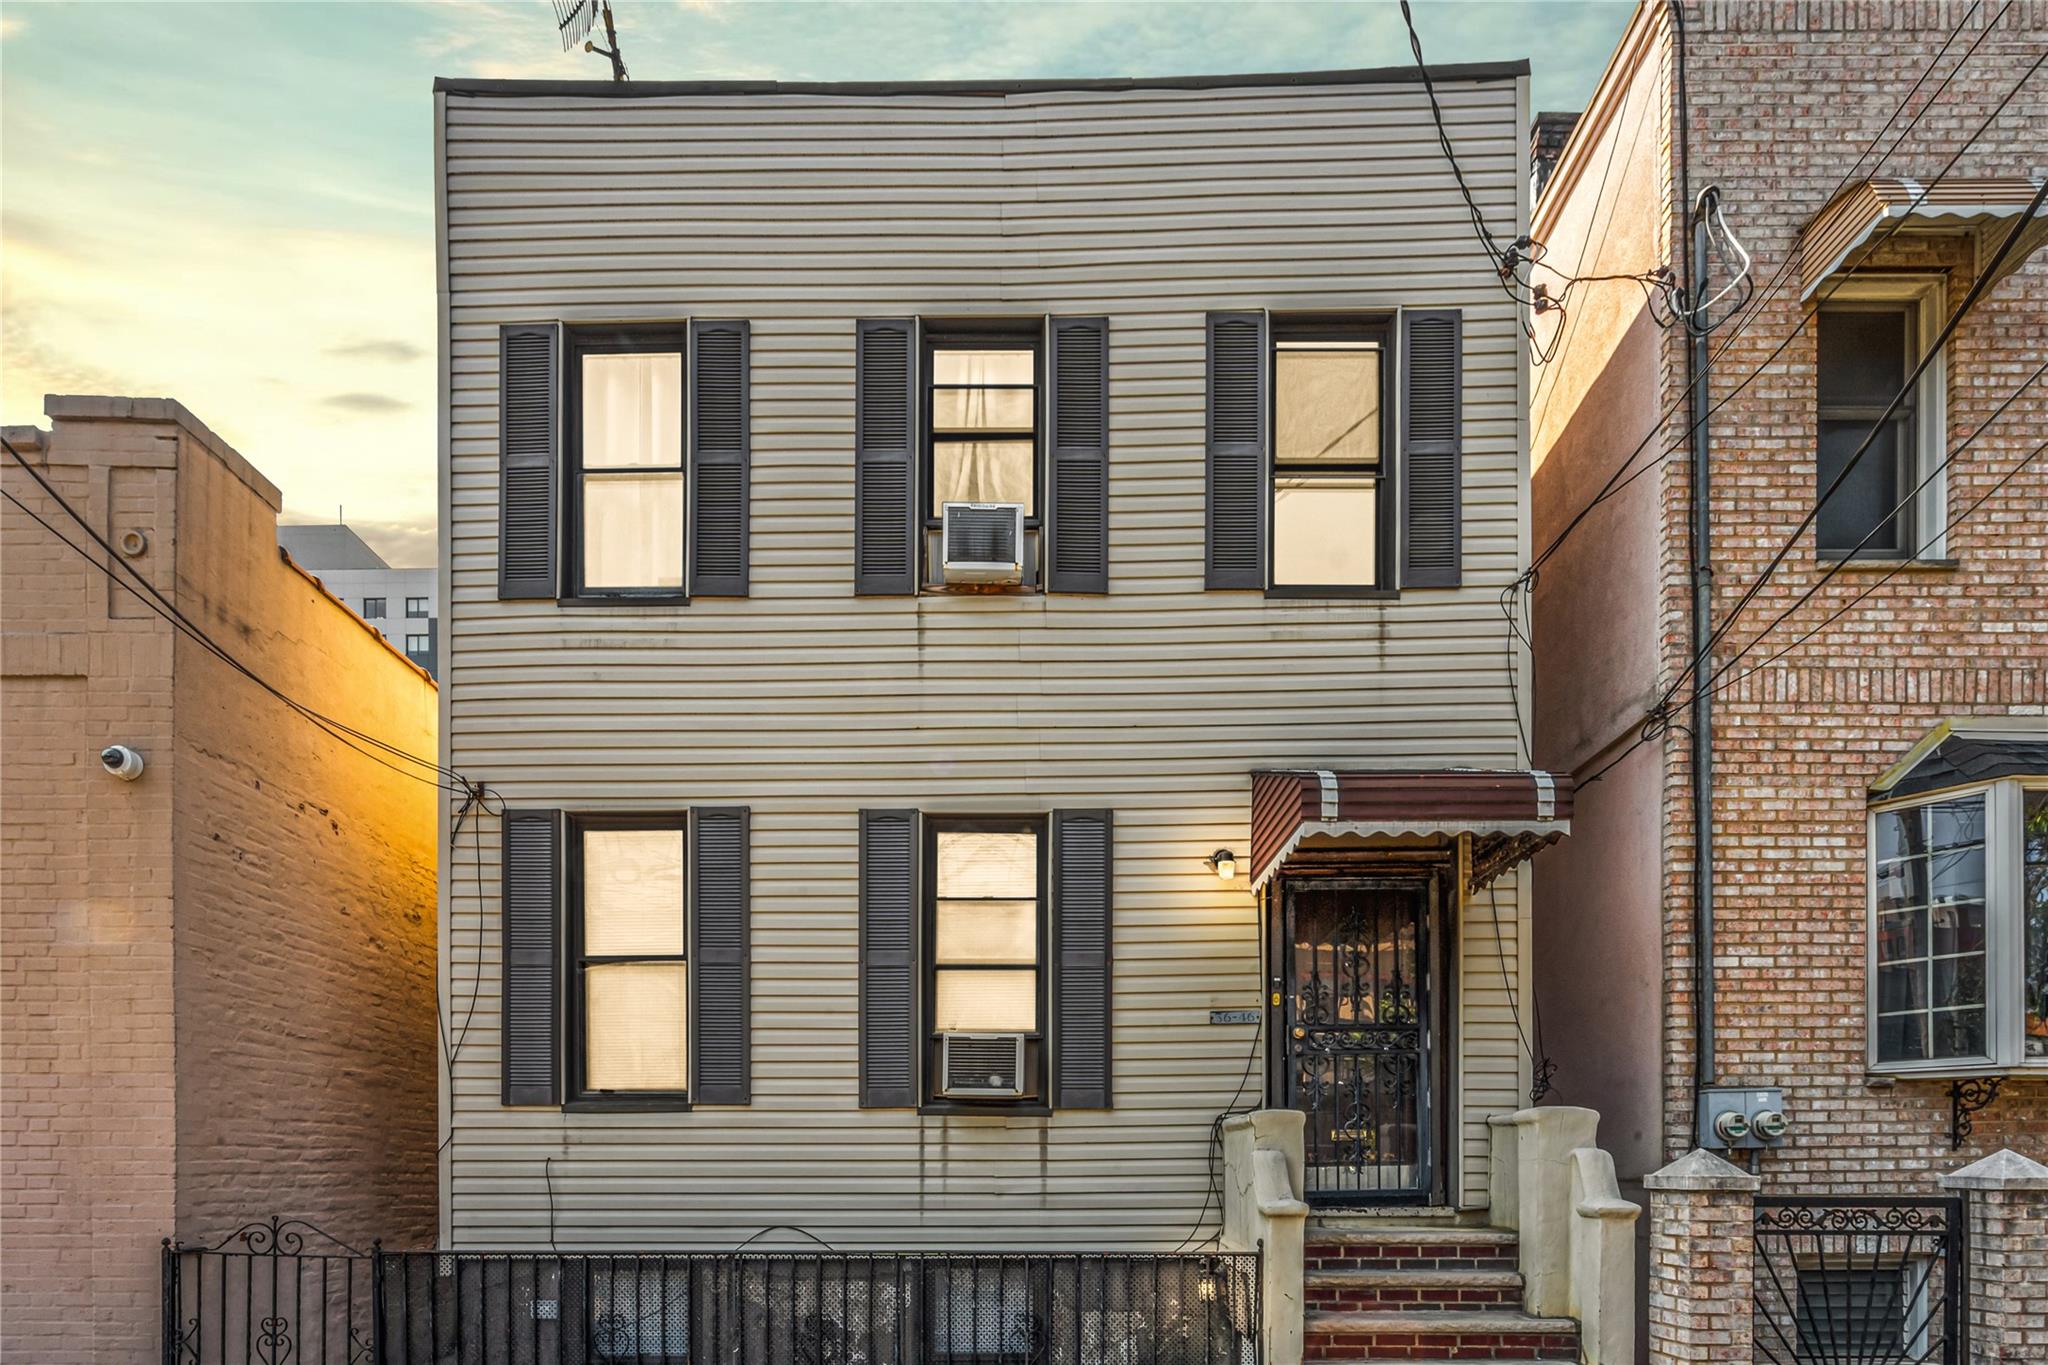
top-left (1528, 1), bottom-right (2047, 1359)
top-left (1, 397), bottom-right (440, 1363)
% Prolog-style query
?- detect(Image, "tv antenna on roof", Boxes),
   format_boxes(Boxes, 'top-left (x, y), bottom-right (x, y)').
top-left (552, 0), bottom-right (628, 82)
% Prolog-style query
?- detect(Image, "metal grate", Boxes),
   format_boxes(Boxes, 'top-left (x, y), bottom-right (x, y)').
top-left (1753, 1196), bottom-right (1965, 1365)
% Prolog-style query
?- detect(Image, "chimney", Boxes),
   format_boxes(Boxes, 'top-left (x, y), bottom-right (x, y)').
top-left (1530, 111), bottom-right (1581, 205)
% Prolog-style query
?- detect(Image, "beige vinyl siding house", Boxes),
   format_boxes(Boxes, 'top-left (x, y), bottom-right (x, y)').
top-left (435, 64), bottom-right (1544, 1250)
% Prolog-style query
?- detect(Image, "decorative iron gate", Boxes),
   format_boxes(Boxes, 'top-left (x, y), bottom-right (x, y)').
top-left (1752, 1195), bottom-right (1966, 1365)
top-left (1281, 878), bottom-right (1434, 1203)
top-left (163, 1218), bottom-right (374, 1365)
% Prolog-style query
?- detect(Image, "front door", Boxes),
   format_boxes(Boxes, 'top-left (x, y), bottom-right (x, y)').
top-left (1280, 876), bottom-right (1439, 1204)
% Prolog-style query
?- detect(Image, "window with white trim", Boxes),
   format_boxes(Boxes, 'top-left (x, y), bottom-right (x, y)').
top-left (1815, 277), bottom-right (1946, 561)
top-left (1870, 777), bottom-right (2048, 1071)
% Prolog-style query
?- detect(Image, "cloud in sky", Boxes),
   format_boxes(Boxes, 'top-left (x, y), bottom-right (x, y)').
top-left (2, 0), bottom-right (1632, 566)
top-left (328, 339), bottom-right (428, 364)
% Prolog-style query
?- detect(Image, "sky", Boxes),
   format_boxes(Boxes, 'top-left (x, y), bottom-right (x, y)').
top-left (0, 0), bottom-right (1633, 567)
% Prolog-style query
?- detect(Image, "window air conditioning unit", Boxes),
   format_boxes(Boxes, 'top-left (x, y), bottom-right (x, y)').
top-left (939, 1033), bottom-right (1027, 1098)
top-left (940, 502), bottom-right (1024, 585)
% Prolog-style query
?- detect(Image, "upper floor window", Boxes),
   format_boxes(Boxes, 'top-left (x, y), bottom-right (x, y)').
top-left (362, 596), bottom-right (386, 619)
top-left (569, 816), bottom-right (689, 1100)
top-left (1870, 775), bottom-right (2048, 1071)
top-left (567, 327), bottom-right (688, 598)
top-left (405, 596), bottom-right (430, 618)
top-left (405, 633), bottom-right (430, 656)
top-left (926, 340), bottom-right (1039, 521)
top-left (1815, 280), bottom-right (1945, 561)
top-left (1271, 321), bottom-right (1391, 590)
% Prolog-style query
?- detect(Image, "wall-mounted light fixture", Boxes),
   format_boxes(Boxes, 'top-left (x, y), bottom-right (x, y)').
top-left (1204, 849), bottom-right (1237, 880)
top-left (1196, 1254), bottom-right (1220, 1302)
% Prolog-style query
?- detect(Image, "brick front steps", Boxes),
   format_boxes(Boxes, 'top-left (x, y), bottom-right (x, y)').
top-left (1305, 1266), bottom-right (1526, 1312)
top-left (1302, 1310), bottom-right (1581, 1361)
top-left (1300, 1220), bottom-right (1580, 1361)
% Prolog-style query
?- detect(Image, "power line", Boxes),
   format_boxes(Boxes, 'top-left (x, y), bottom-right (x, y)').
top-left (1661, 173), bottom-right (2048, 706)
top-left (1707, 433), bottom-right (2048, 700)
top-left (1701, 356), bottom-right (2047, 689)
top-left (1524, 3), bottom-right (2027, 580)
top-left (3, 434), bottom-right (473, 795)
top-left (1572, 357), bottom-right (2048, 791)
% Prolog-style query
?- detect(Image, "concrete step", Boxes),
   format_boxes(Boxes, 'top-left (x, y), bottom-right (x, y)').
top-left (1302, 1309), bottom-right (1579, 1362)
top-left (1304, 1265), bottom-right (1525, 1312)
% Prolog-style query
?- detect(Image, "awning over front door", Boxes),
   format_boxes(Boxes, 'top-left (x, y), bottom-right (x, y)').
top-left (1249, 768), bottom-right (1573, 892)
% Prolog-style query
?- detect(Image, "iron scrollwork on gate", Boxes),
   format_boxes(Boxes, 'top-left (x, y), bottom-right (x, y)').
top-left (1752, 1196), bottom-right (1966, 1365)
top-left (163, 1217), bottom-right (374, 1365)
top-left (1284, 880), bottom-right (1433, 1201)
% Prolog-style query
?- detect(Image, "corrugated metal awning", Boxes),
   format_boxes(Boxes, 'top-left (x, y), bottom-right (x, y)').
top-left (1799, 177), bottom-right (2048, 301)
top-left (1249, 768), bottom-right (1573, 892)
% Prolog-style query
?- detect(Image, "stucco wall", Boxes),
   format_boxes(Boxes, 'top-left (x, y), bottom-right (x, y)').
top-left (1525, 5), bottom-right (1676, 1197)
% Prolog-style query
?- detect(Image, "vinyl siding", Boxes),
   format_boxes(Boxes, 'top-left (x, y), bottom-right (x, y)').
top-left (439, 74), bottom-right (1531, 1248)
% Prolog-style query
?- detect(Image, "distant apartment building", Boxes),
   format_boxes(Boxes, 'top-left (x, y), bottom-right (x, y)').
top-left (1, 397), bottom-right (439, 1364)
top-left (279, 522), bottom-right (440, 676)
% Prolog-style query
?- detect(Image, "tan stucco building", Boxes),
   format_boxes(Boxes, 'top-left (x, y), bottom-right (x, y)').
top-left (1, 397), bottom-right (440, 1363)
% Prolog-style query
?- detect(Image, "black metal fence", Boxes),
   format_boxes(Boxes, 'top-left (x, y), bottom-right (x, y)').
top-left (1752, 1195), bottom-right (1966, 1365)
top-left (166, 1231), bottom-right (1259, 1365)
top-left (164, 1218), bottom-right (376, 1365)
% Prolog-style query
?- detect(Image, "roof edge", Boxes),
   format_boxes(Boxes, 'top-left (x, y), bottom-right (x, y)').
top-left (434, 60), bottom-right (1530, 100)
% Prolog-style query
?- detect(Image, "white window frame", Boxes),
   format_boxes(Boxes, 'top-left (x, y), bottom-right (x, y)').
top-left (1867, 777), bottom-right (2037, 1075)
top-left (1817, 275), bottom-right (1948, 561)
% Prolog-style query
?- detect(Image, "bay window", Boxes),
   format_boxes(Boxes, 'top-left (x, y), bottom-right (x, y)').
top-left (1870, 774), bottom-right (2048, 1072)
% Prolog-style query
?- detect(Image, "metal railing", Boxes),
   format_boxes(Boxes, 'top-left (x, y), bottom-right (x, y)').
top-left (164, 1230), bottom-right (1260, 1365)
top-left (1752, 1195), bottom-right (1966, 1365)
top-left (163, 1218), bottom-right (375, 1365)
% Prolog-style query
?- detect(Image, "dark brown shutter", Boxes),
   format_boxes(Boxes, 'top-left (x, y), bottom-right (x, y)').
top-left (690, 320), bottom-right (750, 597)
top-left (1051, 809), bottom-right (1114, 1109)
top-left (858, 809), bottom-right (920, 1107)
top-left (689, 807), bottom-right (751, 1104)
top-left (500, 808), bottom-right (562, 1106)
top-left (1046, 316), bottom-right (1110, 594)
top-left (1205, 311), bottom-right (1266, 590)
top-left (855, 320), bottom-right (919, 595)
top-left (1401, 309), bottom-right (1464, 587)
top-left (498, 324), bottom-right (561, 599)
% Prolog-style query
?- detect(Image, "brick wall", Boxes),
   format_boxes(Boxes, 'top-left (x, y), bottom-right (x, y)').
top-left (1658, 0), bottom-right (2048, 1182)
top-left (1, 399), bottom-right (439, 1363)
top-left (3, 422), bottom-right (182, 1365)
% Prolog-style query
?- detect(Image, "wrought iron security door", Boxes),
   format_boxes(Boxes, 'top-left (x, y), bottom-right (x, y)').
top-left (1282, 878), bottom-right (1434, 1203)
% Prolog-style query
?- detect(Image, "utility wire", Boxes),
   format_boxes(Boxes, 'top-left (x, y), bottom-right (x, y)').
top-left (4, 434), bottom-right (472, 793)
top-left (1706, 435), bottom-right (2048, 699)
top-left (1701, 356), bottom-right (2047, 689)
top-left (1573, 355), bottom-right (2048, 790)
top-left (1523, 4), bottom-right (2028, 580)
top-left (1661, 174), bottom-right (2048, 706)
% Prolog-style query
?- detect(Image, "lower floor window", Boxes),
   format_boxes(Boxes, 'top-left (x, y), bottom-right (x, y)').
top-left (1794, 1264), bottom-right (1929, 1362)
top-left (1870, 777), bottom-right (2048, 1070)
top-left (926, 818), bottom-right (1046, 1103)
top-left (573, 817), bottom-right (689, 1097)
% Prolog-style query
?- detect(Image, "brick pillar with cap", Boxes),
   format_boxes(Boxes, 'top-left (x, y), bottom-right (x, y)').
top-left (1941, 1148), bottom-right (2048, 1365)
top-left (1643, 1149), bottom-right (1758, 1365)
